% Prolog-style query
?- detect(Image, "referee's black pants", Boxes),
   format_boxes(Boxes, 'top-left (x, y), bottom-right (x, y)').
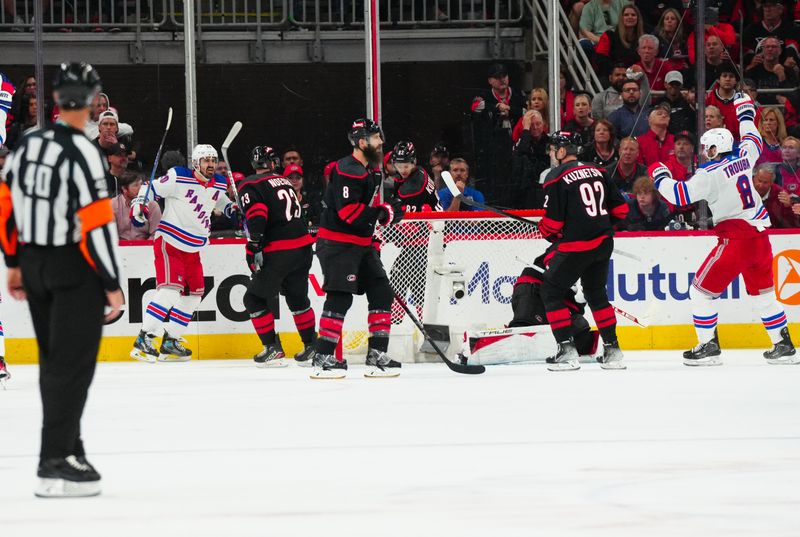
top-left (20, 245), bottom-right (106, 464)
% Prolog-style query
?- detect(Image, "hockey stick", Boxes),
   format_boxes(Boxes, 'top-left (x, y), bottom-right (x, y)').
top-left (393, 293), bottom-right (485, 375)
top-left (442, 171), bottom-right (643, 263)
top-left (514, 256), bottom-right (649, 328)
top-left (219, 121), bottom-right (248, 238)
top-left (142, 107), bottom-right (173, 202)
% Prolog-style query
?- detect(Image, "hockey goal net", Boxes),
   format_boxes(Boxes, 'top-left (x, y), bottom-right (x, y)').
top-left (339, 210), bottom-right (546, 360)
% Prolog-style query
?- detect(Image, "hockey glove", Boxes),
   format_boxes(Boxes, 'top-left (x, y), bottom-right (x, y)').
top-left (246, 241), bottom-right (264, 274)
top-left (376, 203), bottom-right (399, 226)
top-left (734, 92), bottom-right (756, 122)
top-left (647, 162), bottom-right (672, 189)
top-left (224, 203), bottom-right (242, 227)
top-left (470, 96), bottom-right (486, 113)
top-left (130, 197), bottom-right (149, 228)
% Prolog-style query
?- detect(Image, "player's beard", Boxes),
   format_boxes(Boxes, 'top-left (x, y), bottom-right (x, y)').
top-left (362, 144), bottom-right (383, 166)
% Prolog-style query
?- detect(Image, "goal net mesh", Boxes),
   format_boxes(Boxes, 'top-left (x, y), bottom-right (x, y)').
top-left (340, 210), bottom-right (545, 357)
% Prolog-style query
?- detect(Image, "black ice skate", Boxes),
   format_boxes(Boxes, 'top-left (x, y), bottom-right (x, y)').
top-left (158, 334), bottom-right (192, 362)
top-left (0, 356), bottom-right (10, 388)
top-left (294, 343), bottom-right (316, 367)
top-left (35, 455), bottom-right (102, 498)
top-left (683, 332), bottom-right (722, 366)
top-left (597, 341), bottom-right (627, 370)
top-left (364, 348), bottom-right (402, 378)
top-left (764, 327), bottom-right (799, 365)
top-left (130, 331), bottom-right (159, 363)
top-left (254, 343), bottom-right (288, 368)
top-left (546, 341), bottom-right (580, 371)
top-left (309, 353), bottom-right (347, 380)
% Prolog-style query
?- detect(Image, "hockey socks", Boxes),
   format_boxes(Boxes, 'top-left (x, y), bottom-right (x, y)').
top-left (367, 310), bottom-right (391, 353)
top-left (690, 285), bottom-right (718, 344)
top-left (166, 295), bottom-right (201, 338)
top-left (250, 310), bottom-right (277, 346)
top-left (317, 310), bottom-right (345, 356)
top-left (752, 291), bottom-right (789, 345)
top-left (0, 319), bottom-right (5, 357)
top-left (142, 287), bottom-right (182, 337)
top-left (291, 307), bottom-right (316, 345)
top-left (546, 307), bottom-right (572, 343)
top-left (590, 304), bottom-right (618, 345)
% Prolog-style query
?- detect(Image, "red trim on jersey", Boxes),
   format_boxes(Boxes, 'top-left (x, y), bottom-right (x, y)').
top-left (317, 227), bottom-right (373, 246)
top-left (396, 169), bottom-right (430, 199)
top-left (338, 202), bottom-right (366, 224)
top-left (245, 203), bottom-right (269, 220)
top-left (539, 216), bottom-right (564, 238)
top-left (514, 274), bottom-right (541, 287)
top-left (558, 235), bottom-right (609, 252)
top-left (610, 203), bottom-right (629, 220)
top-left (263, 234), bottom-right (315, 253)
top-left (334, 162), bottom-right (369, 179)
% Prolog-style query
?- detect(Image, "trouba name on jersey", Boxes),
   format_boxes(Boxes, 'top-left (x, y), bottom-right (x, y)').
top-left (561, 167), bottom-right (605, 184)
top-left (721, 158), bottom-right (750, 178)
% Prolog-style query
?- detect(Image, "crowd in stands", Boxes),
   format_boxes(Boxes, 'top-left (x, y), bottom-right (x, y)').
top-left (4, 2), bottom-right (800, 236)
top-left (471, 0), bottom-right (800, 228)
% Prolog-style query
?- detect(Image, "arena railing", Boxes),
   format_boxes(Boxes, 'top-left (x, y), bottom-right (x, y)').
top-left (525, 0), bottom-right (603, 96)
top-left (0, 0), bottom-right (169, 30)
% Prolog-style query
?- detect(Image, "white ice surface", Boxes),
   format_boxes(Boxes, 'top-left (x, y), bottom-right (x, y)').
top-left (1, 351), bottom-right (800, 537)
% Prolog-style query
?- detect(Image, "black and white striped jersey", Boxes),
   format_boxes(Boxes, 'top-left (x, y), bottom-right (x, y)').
top-left (0, 122), bottom-right (121, 291)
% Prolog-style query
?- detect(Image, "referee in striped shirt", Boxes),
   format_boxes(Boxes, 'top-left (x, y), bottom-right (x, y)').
top-left (0, 63), bottom-right (123, 498)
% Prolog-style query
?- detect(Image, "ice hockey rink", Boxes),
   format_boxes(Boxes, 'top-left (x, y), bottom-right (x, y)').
top-left (1, 350), bottom-right (799, 537)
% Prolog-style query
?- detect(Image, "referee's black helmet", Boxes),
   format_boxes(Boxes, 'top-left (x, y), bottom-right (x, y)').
top-left (53, 62), bottom-right (101, 111)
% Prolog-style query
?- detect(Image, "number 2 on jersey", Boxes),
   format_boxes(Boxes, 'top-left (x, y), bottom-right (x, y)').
top-left (579, 181), bottom-right (608, 217)
top-left (735, 175), bottom-right (756, 209)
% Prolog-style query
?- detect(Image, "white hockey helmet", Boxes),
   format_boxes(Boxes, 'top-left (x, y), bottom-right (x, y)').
top-left (191, 144), bottom-right (218, 169)
top-left (700, 128), bottom-right (734, 160)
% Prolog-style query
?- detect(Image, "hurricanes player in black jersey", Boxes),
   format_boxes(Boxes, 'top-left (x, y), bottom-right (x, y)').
top-left (312, 119), bottom-right (405, 379)
top-left (538, 131), bottom-right (629, 372)
top-left (237, 145), bottom-right (317, 368)
top-left (386, 140), bottom-right (442, 323)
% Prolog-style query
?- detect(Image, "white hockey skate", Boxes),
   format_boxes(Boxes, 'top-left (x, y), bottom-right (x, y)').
top-left (309, 354), bottom-right (347, 380)
top-left (597, 341), bottom-right (626, 370)
top-left (546, 341), bottom-right (580, 371)
top-left (364, 348), bottom-right (401, 378)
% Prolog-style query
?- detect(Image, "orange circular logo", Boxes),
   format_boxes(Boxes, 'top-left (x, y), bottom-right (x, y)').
top-left (773, 250), bottom-right (800, 306)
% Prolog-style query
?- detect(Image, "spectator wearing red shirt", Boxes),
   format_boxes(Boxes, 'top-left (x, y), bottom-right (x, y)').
top-left (595, 4), bottom-right (645, 77)
top-left (637, 104), bottom-right (675, 165)
top-left (634, 34), bottom-right (678, 94)
top-left (705, 66), bottom-right (740, 140)
top-left (753, 164), bottom-right (800, 228)
top-left (665, 131), bottom-right (697, 182)
top-left (686, 10), bottom-right (738, 66)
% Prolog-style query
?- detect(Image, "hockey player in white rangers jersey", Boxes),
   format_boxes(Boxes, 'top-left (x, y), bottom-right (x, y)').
top-left (649, 92), bottom-right (797, 366)
top-left (129, 144), bottom-right (237, 362)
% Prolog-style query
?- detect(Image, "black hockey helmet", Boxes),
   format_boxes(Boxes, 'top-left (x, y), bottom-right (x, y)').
top-left (431, 142), bottom-right (449, 157)
top-left (391, 141), bottom-right (417, 164)
top-left (549, 130), bottom-right (583, 148)
top-left (347, 118), bottom-right (384, 147)
top-left (250, 145), bottom-right (280, 171)
top-left (53, 62), bottom-right (101, 110)
top-left (548, 131), bottom-right (583, 154)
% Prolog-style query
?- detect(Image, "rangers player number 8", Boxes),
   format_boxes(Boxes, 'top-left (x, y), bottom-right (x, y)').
top-left (735, 175), bottom-right (755, 209)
